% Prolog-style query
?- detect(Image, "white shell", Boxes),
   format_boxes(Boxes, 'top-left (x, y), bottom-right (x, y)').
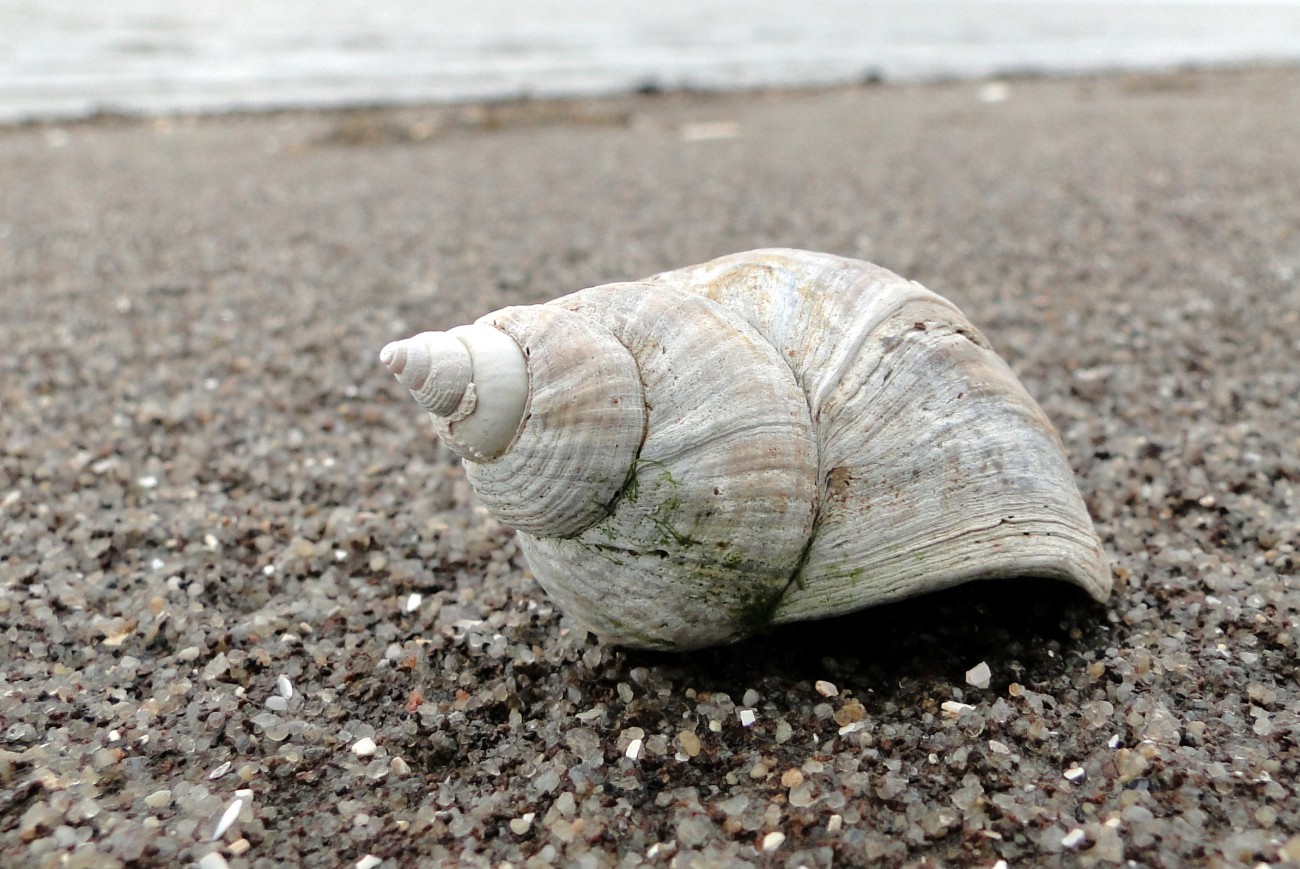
top-left (384, 249), bottom-right (1111, 650)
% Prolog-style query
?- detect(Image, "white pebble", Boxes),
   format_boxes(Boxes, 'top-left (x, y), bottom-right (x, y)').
top-left (1107, 734), bottom-right (1122, 749)
top-left (352, 737), bottom-right (378, 757)
top-left (761, 831), bottom-right (786, 852)
top-left (679, 120), bottom-right (741, 142)
top-left (988, 740), bottom-right (1011, 755)
top-left (1064, 765), bottom-right (1086, 782)
top-left (208, 761), bottom-right (232, 780)
top-left (738, 709), bottom-right (757, 727)
top-left (143, 789), bottom-right (172, 809)
top-left (356, 856), bottom-right (383, 869)
top-left (978, 81), bottom-right (1011, 103)
top-left (137, 475), bottom-right (158, 489)
top-left (827, 814), bottom-right (843, 834)
top-left (197, 853), bottom-right (230, 869)
top-left (405, 593), bottom-right (423, 613)
top-left (277, 674), bottom-right (294, 699)
top-left (814, 680), bottom-right (838, 698)
top-left (509, 813), bottom-right (535, 835)
top-left (1061, 828), bottom-right (1087, 849)
top-left (965, 661), bottom-right (992, 689)
top-left (211, 798), bottom-right (243, 840)
top-left (941, 700), bottom-right (975, 717)
top-left (625, 738), bottom-right (643, 761)
top-left (992, 861), bottom-right (1009, 869)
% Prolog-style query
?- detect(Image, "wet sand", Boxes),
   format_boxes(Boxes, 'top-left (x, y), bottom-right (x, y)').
top-left (2, 67), bottom-right (1299, 867)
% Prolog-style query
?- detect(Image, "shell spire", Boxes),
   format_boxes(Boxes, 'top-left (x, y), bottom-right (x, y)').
top-left (381, 325), bottom-right (529, 462)
top-left (381, 331), bottom-right (473, 417)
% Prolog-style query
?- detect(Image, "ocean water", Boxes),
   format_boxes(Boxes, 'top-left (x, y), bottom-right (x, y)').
top-left (4, 0), bottom-right (1300, 121)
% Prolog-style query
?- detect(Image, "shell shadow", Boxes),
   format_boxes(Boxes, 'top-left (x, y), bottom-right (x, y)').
top-left (627, 579), bottom-right (1112, 703)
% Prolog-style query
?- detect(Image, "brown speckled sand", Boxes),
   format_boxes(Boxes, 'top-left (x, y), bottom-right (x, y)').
top-left (2, 67), bottom-right (1299, 868)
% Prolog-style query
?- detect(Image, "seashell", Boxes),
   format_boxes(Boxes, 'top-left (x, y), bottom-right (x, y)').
top-left (382, 249), bottom-right (1110, 650)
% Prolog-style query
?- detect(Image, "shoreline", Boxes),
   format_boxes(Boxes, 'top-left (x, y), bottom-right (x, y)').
top-left (4, 59), bottom-right (1298, 132)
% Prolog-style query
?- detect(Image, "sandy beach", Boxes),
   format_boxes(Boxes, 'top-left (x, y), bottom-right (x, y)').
top-left (2, 66), bottom-right (1299, 867)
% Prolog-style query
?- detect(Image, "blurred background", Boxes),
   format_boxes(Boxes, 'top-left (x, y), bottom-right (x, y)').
top-left (4, 0), bottom-right (1300, 122)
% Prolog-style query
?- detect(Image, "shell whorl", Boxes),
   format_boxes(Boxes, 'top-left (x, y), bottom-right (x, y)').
top-left (649, 249), bottom-right (1112, 623)
top-left (462, 305), bottom-right (648, 539)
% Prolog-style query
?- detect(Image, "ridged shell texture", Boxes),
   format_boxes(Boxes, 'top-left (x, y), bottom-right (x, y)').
top-left (386, 249), bottom-right (1111, 649)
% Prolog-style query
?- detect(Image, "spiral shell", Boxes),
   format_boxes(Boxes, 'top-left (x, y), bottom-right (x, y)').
top-left (383, 249), bottom-right (1110, 650)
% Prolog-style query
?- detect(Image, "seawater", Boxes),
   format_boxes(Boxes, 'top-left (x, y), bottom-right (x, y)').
top-left (4, 0), bottom-right (1300, 121)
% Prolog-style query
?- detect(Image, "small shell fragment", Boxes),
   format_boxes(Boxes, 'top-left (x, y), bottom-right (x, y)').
top-left (965, 661), bottom-right (992, 689)
top-left (814, 680), bottom-right (838, 698)
top-left (197, 853), bottom-right (230, 869)
top-left (211, 798), bottom-right (243, 841)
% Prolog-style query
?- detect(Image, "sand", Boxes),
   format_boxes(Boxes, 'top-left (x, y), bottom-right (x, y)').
top-left (1, 66), bottom-right (1298, 867)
